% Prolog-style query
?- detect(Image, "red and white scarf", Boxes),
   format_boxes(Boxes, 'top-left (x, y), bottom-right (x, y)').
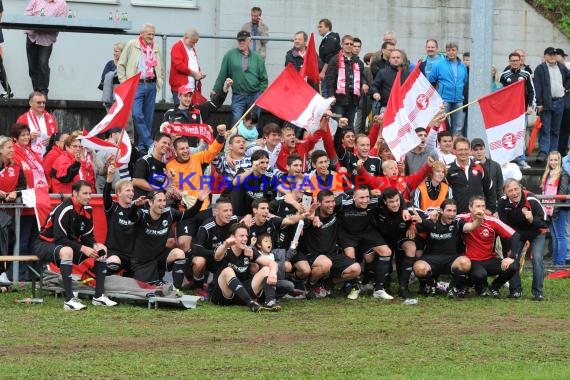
top-left (336, 51), bottom-right (361, 96)
top-left (12, 143), bottom-right (48, 189)
top-left (26, 110), bottom-right (58, 156)
top-left (139, 36), bottom-right (157, 79)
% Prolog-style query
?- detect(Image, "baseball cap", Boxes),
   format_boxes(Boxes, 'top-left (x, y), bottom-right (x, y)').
top-left (177, 84), bottom-right (194, 95)
top-left (544, 46), bottom-right (557, 55)
top-left (470, 138), bottom-right (485, 149)
top-left (556, 48), bottom-right (568, 57)
top-left (237, 30), bottom-right (251, 41)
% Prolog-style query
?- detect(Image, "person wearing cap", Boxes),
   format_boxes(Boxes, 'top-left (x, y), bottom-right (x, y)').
top-left (499, 51), bottom-right (535, 169)
top-left (169, 28), bottom-right (206, 107)
top-left (211, 30), bottom-right (267, 126)
top-left (118, 23), bottom-right (163, 155)
top-left (471, 138), bottom-right (503, 213)
top-left (241, 6), bottom-right (269, 61)
top-left (533, 47), bottom-right (570, 164)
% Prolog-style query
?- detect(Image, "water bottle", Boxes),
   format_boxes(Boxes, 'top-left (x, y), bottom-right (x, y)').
top-left (108, 11), bottom-right (113, 21)
top-left (114, 9), bottom-right (119, 21)
top-left (40, 8), bottom-right (45, 16)
top-left (67, 9), bottom-right (73, 18)
top-left (14, 298), bottom-right (44, 304)
top-left (124, 12), bottom-right (129, 21)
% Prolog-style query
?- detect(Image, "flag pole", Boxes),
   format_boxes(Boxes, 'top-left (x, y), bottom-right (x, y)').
top-left (228, 102), bottom-right (258, 134)
top-left (444, 99), bottom-right (479, 117)
top-left (113, 128), bottom-right (127, 163)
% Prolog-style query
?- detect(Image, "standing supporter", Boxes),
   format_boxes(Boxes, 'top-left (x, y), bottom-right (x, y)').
top-left (34, 180), bottom-right (117, 310)
top-left (541, 151), bottom-right (568, 266)
top-left (212, 31), bottom-right (267, 125)
top-left (458, 196), bottom-right (519, 298)
top-left (471, 138), bottom-right (503, 212)
top-left (24, 0), bottom-right (68, 96)
top-left (428, 42), bottom-right (468, 135)
top-left (370, 41), bottom-right (395, 79)
top-left (445, 137), bottom-right (495, 214)
top-left (405, 127), bottom-right (437, 175)
top-left (128, 189), bottom-right (208, 289)
top-left (299, 190), bottom-right (361, 300)
top-left (354, 50), bottom-right (374, 134)
top-left (192, 198), bottom-right (238, 299)
top-left (419, 39), bottom-right (445, 78)
top-left (42, 132), bottom-right (68, 189)
top-left (131, 132), bottom-right (171, 199)
top-left (241, 6), bottom-right (269, 61)
top-left (10, 123), bottom-right (48, 280)
top-left (50, 133), bottom-right (84, 194)
top-left (285, 31), bottom-right (307, 71)
top-left (317, 18), bottom-right (340, 97)
top-left (103, 163), bottom-right (145, 276)
top-left (533, 47), bottom-right (570, 164)
top-left (166, 125), bottom-right (226, 253)
top-left (326, 35), bottom-right (369, 128)
top-left (169, 28), bottom-right (206, 106)
top-left (499, 51), bottom-right (535, 169)
top-left (98, 42), bottom-right (124, 110)
top-left (16, 91), bottom-right (58, 157)
top-left (0, 0), bottom-right (12, 98)
top-left (371, 49), bottom-right (409, 113)
top-left (118, 23), bottom-right (163, 154)
top-left (555, 48), bottom-right (570, 156)
top-left (211, 223), bottom-right (279, 312)
top-left (412, 199), bottom-right (479, 298)
top-left (498, 179), bottom-right (548, 300)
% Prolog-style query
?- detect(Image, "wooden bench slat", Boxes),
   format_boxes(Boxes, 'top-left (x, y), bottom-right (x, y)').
top-left (0, 255), bottom-right (40, 261)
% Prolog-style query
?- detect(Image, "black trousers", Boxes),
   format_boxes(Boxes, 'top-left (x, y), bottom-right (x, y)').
top-left (26, 37), bottom-right (53, 95)
top-left (469, 258), bottom-right (516, 291)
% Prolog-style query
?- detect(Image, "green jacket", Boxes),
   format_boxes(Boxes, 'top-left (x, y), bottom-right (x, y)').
top-left (213, 48), bottom-right (267, 95)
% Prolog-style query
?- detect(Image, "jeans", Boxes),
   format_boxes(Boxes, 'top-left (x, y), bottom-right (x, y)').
top-left (26, 37), bottom-right (53, 95)
top-left (509, 233), bottom-right (546, 297)
top-left (538, 98), bottom-right (565, 154)
top-left (172, 91), bottom-right (180, 107)
top-left (231, 92), bottom-right (261, 126)
top-left (444, 101), bottom-right (465, 136)
top-left (132, 82), bottom-right (157, 150)
top-left (565, 209), bottom-right (570, 261)
top-left (333, 103), bottom-right (357, 130)
top-left (550, 211), bottom-right (568, 265)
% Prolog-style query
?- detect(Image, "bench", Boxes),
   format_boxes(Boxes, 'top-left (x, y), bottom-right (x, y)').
top-left (0, 255), bottom-right (44, 298)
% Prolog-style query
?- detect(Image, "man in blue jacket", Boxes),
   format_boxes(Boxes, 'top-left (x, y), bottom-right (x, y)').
top-left (428, 42), bottom-right (468, 136)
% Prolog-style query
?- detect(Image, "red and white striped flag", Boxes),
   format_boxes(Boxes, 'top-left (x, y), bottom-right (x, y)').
top-left (382, 69), bottom-right (420, 160)
top-left (79, 73), bottom-right (140, 167)
top-left (401, 63), bottom-right (443, 131)
top-left (479, 80), bottom-right (526, 165)
top-left (256, 64), bottom-right (334, 133)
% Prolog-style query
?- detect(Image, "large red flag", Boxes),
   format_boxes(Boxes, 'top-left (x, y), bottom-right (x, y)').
top-left (479, 80), bottom-right (526, 165)
top-left (382, 69), bottom-right (420, 160)
top-left (256, 64), bottom-right (334, 133)
top-left (79, 73), bottom-right (140, 167)
top-left (300, 32), bottom-right (319, 84)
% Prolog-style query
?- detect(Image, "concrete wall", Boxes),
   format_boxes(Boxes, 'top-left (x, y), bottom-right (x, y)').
top-left (1, 0), bottom-right (569, 104)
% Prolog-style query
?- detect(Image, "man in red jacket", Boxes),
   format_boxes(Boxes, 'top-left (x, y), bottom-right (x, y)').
top-left (169, 28), bottom-right (207, 106)
top-left (16, 91), bottom-right (58, 157)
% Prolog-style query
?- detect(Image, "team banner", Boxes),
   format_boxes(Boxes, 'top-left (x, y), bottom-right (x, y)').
top-left (162, 122), bottom-right (214, 144)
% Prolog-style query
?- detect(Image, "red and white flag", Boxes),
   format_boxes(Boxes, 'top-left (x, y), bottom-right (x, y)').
top-left (382, 69), bottom-right (420, 160)
top-left (299, 33), bottom-right (320, 85)
top-left (479, 80), bottom-right (526, 165)
top-left (79, 73), bottom-right (140, 167)
top-left (401, 63), bottom-right (443, 131)
top-left (256, 64), bottom-right (334, 133)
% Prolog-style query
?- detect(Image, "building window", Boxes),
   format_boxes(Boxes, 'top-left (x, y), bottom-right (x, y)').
top-left (130, 0), bottom-right (198, 9)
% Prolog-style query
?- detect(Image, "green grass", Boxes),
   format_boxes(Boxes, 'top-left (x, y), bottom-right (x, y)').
top-left (2, 273), bottom-right (570, 379)
top-left (526, 0), bottom-right (570, 38)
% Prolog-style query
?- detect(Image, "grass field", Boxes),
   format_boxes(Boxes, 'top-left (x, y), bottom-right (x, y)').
top-left (2, 273), bottom-right (570, 379)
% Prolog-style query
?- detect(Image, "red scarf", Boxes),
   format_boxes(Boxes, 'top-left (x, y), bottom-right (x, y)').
top-left (25, 110), bottom-right (58, 156)
top-left (336, 51), bottom-right (361, 96)
top-left (12, 143), bottom-right (48, 189)
top-left (139, 36), bottom-right (157, 79)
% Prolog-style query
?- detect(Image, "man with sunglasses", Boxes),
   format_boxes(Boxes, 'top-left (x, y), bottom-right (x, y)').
top-left (16, 91), bottom-right (58, 157)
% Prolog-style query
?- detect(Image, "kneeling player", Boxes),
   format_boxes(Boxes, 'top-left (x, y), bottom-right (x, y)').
top-left (412, 199), bottom-right (481, 298)
top-left (210, 223), bottom-right (280, 312)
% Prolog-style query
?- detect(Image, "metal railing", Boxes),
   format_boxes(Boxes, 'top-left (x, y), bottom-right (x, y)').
top-left (0, 203), bottom-right (23, 282)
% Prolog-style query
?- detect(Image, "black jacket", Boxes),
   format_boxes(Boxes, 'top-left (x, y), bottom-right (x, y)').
top-left (533, 62), bottom-right (570, 110)
top-left (370, 65), bottom-right (410, 107)
top-left (285, 48), bottom-right (304, 71)
top-left (498, 191), bottom-right (548, 241)
top-left (499, 67), bottom-right (535, 108)
top-left (326, 54), bottom-right (368, 106)
top-left (446, 159), bottom-right (495, 213)
top-left (318, 32), bottom-right (341, 71)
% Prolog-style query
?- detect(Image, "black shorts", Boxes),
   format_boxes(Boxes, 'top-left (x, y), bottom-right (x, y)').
top-left (210, 278), bottom-right (257, 306)
top-left (131, 248), bottom-right (171, 283)
top-left (176, 209), bottom-right (213, 237)
top-left (305, 252), bottom-right (356, 279)
top-left (286, 249), bottom-right (307, 265)
top-left (34, 239), bottom-right (86, 265)
top-left (420, 254), bottom-right (460, 277)
top-left (191, 250), bottom-right (218, 273)
top-left (339, 227), bottom-right (386, 254)
top-left (106, 249), bottom-right (131, 266)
